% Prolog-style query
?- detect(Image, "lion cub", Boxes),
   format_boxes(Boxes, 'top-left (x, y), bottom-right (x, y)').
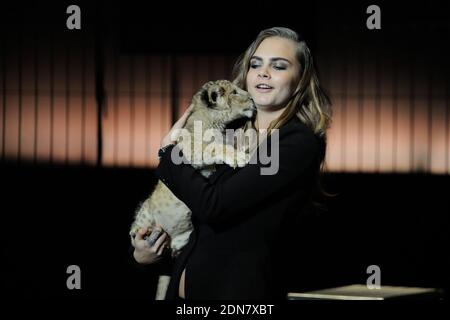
top-left (130, 80), bottom-right (254, 299)
top-left (130, 80), bottom-right (254, 276)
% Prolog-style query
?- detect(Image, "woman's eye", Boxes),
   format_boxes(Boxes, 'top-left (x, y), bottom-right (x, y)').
top-left (250, 63), bottom-right (260, 69)
top-left (273, 65), bottom-right (287, 70)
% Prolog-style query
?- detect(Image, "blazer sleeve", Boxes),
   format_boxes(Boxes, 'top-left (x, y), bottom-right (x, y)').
top-left (155, 126), bottom-right (319, 226)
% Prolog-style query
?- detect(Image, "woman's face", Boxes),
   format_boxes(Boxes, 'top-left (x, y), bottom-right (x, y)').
top-left (246, 37), bottom-right (300, 111)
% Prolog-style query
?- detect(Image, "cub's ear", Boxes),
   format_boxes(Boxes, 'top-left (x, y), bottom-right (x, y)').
top-left (210, 87), bottom-right (224, 103)
top-left (210, 91), bottom-right (217, 103)
top-left (203, 81), bottom-right (215, 89)
top-left (200, 89), bottom-right (211, 107)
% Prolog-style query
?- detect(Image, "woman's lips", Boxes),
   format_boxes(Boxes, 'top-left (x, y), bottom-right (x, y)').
top-left (255, 87), bottom-right (273, 93)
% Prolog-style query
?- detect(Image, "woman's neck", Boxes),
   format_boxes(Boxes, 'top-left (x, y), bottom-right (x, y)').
top-left (255, 106), bottom-right (287, 130)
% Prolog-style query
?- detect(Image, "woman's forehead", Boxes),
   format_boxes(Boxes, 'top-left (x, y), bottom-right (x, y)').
top-left (253, 37), bottom-right (297, 61)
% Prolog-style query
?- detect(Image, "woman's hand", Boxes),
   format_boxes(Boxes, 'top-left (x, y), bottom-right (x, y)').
top-left (160, 106), bottom-right (193, 148)
top-left (132, 227), bottom-right (170, 265)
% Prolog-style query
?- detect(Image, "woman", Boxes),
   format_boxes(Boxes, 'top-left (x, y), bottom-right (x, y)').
top-left (132, 27), bottom-right (332, 300)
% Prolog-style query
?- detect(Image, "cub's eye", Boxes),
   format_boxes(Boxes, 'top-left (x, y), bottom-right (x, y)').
top-left (232, 90), bottom-right (237, 95)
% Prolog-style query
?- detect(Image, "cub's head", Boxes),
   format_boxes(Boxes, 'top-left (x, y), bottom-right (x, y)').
top-left (189, 80), bottom-right (255, 125)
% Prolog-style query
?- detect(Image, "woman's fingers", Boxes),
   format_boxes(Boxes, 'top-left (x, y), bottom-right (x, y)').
top-left (151, 232), bottom-right (168, 254)
top-left (186, 104), bottom-right (194, 113)
top-left (171, 108), bottom-right (190, 131)
top-left (152, 225), bottom-right (170, 255)
top-left (145, 228), bottom-right (162, 247)
top-left (132, 227), bottom-right (170, 264)
top-left (176, 105), bottom-right (193, 125)
top-left (135, 227), bottom-right (147, 241)
top-left (157, 242), bottom-right (165, 256)
top-left (162, 106), bottom-right (194, 146)
top-left (134, 226), bottom-right (169, 256)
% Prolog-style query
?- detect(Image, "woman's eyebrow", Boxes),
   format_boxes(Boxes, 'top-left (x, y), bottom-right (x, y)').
top-left (251, 56), bottom-right (292, 64)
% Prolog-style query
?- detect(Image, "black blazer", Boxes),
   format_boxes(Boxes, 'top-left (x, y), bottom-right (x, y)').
top-left (155, 116), bottom-right (322, 300)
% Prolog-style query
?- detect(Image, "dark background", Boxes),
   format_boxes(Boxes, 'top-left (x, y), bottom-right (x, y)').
top-left (1, 0), bottom-right (449, 300)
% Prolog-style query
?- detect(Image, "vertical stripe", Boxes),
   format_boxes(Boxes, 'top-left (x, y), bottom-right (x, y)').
top-left (33, 28), bottom-right (39, 164)
top-left (145, 56), bottom-right (151, 165)
top-left (81, 32), bottom-right (87, 164)
top-left (409, 50), bottom-right (415, 172)
top-left (445, 75), bottom-right (449, 174)
top-left (164, 55), bottom-right (169, 127)
top-left (341, 46), bottom-right (347, 171)
top-left (65, 40), bottom-right (71, 164)
top-left (49, 32), bottom-right (54, 164)
top-left (194, 55), bottom-right (199, 90)
top-left (357, 44), bottom-right (364, 172)
top-left (209, 56), bottom-right (214, 82)
top-left (392, 51), bottom-right (398, 171)
top-left (427, 57), bottom-right (433, 173)
top-left (18, 28), bottom-right (22, 162)
top-left (129, 55), bottom-right (135, 165)
top-left (1, 34), bottom-right (6, 161)
top-left (375, 48), bottom-right (381, 172)
top-left (113, 49), bottom-right (118, 166)
top-left (223, 55), bottom-right (228, 80)
top-left (170, 55), bottom-right (178, 124)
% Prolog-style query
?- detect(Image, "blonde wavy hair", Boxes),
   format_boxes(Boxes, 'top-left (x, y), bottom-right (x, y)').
top-left (232, 27), bottom-right (334, 203)
top-left (232, 27), bottom-right (332, 137)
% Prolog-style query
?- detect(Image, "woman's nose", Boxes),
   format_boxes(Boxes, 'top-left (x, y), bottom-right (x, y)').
top-left (258, 67), bottom-right (270, 79)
